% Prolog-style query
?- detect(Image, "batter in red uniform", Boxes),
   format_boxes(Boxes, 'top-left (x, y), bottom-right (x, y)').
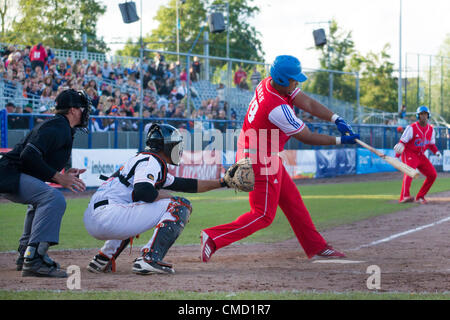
top-left (200, 55), bottom-right (360, 262)
top-left (394, 106), bottom-right (442, 204)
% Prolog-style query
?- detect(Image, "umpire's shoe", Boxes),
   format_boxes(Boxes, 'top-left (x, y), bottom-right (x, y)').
top-left (21, 244), bottom-right (67, 278)
top-left (132, 255), bottom-right (175, 275)
top-left (15, 244), bottom-right (27, 271)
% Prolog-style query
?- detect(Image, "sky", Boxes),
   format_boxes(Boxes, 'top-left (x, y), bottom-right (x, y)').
top-left (98, 0), bottom-right (450, 70)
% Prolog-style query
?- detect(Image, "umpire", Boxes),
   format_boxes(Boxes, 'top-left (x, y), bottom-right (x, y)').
top-left (0, 89), bottom-right (92, 278)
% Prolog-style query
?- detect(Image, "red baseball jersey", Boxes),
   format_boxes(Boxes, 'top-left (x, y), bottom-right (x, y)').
top-left (237, 77), bottom-right (305, 161)
top-left (400, 122), bottom-right (438, 155)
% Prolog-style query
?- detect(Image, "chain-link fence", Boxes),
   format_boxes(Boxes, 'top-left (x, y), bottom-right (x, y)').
top-left (405, 53), bottom-right (450, 123)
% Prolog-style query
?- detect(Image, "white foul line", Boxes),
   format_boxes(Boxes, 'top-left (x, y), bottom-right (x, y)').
top-left (349, 216), bottom-right (450, 251)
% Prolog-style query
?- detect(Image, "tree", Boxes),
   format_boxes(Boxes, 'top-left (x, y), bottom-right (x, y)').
top-left (303, 20), bottom-right (357, 103)
top-left (0, 0), bottom-right (16, 41)
top-left (117, 0), bottom-right (264, 62)
top-left (348, 44), bottom-right (398, 112)
top-left (8, 0), bottom-right (107, 52)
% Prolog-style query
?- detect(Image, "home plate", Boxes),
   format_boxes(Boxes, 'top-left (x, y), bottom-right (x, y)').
top-left (312, 260), bottom-right (365, 264)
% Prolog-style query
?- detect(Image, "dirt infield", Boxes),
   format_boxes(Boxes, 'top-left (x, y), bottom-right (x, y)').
top-left (1, 172), bottom-right (449, 293)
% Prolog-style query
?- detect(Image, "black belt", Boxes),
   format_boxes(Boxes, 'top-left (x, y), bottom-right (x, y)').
top-left (94, 200), bottom-right (109, 210)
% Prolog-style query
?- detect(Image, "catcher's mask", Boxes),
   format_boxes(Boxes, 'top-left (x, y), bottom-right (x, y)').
top-left (55, 89), bottom-right (92, 130)
top-left (146, 123), bottom-right (183, 166)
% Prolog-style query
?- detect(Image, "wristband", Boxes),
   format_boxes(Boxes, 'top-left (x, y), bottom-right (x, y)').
top-left (331, 114), bottom-right (340, 123)
top-left (336, 137), bottom-right (341, 145)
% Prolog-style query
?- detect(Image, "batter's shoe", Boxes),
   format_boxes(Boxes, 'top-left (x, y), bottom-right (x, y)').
top-left (399, 196), bottom-right (414, 203)
top-left (87, 253), bottom-right (112, 273)
top-left (314, 245), bottom-right (346, 259)
top-left (132, 256), bottom-right (175, 275)
top-left (415, 197), bottom-right (428, 204)
top-left (22, 256), bottom-right (67, 278)
top-left (201, 231), bottom-right (216, 263)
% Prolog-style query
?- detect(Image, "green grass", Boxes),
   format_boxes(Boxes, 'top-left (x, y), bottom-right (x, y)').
top-left (0, 290), bottom-right (448, 300)
top-left (1, 177), bottom-right (450, 251)
top-left (1, 177), bottom-right (450, 300)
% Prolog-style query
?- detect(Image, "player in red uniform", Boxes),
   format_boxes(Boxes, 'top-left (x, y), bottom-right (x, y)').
top-left (200, 55), bottom-right (360, 262)
top-left (394, 106), bottom-right (442, 204)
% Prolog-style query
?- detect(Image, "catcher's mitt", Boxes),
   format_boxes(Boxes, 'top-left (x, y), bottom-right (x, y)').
top-left (223, 158), bottom-right (255, 192)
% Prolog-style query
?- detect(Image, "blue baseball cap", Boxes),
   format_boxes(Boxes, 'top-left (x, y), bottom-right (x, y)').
top-left (270, 55), bottom-right (308, 87)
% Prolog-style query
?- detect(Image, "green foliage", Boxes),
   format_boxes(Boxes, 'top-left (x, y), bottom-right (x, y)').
top-left (6, 0), bottom-right (107, 52)
top-left (303, 20), bottom-right (357, 102)
top-left (349, 44), bottom-right (398, 112)
top-left (118, 0), bottom-right (264, 63)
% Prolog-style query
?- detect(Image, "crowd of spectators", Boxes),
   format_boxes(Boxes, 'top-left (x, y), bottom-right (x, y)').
top-left (1, 43), bottom-right (242, 133)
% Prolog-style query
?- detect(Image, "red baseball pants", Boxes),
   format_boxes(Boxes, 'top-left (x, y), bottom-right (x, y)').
top-left (399, 150), bottom-right (437, 201)
top-left (203, 158), bottom-right (327, 258)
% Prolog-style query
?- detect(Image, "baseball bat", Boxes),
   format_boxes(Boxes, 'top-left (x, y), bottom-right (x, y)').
top-left (355, 138), bottom-right (419, 179)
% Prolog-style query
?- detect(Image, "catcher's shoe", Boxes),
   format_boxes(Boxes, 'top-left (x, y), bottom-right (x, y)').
top-left (22, 256), bottom-right (67, 278)
top-left (314, 245), bottom-right (346, 259)
top-left (201, 231), bottom-right (216, 263)
top-left (132, 256), bottom-right (175, 275)
top-left (87, 253), bottom-right (112, 273)
top-left (399, 196), bottom-right (414, 203)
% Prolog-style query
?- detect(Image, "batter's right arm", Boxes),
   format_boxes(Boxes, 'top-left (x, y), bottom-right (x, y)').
top-left (292, 124), bottom-right (359, 146)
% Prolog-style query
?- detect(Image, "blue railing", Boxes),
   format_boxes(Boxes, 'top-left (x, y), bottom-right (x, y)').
top-left (2, 112), bottom-right (449, 151)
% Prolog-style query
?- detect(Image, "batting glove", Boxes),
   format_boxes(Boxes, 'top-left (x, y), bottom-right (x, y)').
top-left (337, 133), bottom-right (360, 145)
top-left (332, 114), bottom-right (354, 136)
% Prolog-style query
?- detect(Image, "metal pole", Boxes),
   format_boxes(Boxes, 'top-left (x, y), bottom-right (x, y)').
top-left (441, 56), bottom-right (444, 115)
top-left (405, 53), bottom-right (408, 110)
top-left (417, 54), bottom-right (420, 106)
top-left (355, 71), bottom-right (360, 124)
top-left (139, 0), bottom-right (144, 119)
top-left (429, 55), bottom-right (432, 109)
top-left (176, 0), bottom-right (180, 63)
top-left (204, 30), bottom-right (209, 81)
top-left (398, 0), bottom-right (403, 113)
top-left (328, 21), bottom-right (332, 107)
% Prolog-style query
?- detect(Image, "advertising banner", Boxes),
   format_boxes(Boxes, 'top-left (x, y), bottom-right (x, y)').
top-left (356, 148), bottom-right (397, 174)
top-left (443, 150), bottom-right (450, 172)
top-left (315, 149), bottom-right (356, 178)
top-left (72, 149), bottom-right (138, 187)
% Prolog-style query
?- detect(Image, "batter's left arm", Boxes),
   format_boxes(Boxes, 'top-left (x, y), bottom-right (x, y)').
top-left (291, 91), bottom-right (335, 121)
top-left (292, 91), bottom-right (353, 135)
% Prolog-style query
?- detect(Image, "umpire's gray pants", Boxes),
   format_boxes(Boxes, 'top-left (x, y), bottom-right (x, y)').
top-left (4, 173), bottom-right (66, 246)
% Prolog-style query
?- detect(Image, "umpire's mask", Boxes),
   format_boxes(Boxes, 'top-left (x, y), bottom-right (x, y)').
top-left (55, 89), bottom-right (93, 130)
top-left (146, 123), bottom-right (184, 166)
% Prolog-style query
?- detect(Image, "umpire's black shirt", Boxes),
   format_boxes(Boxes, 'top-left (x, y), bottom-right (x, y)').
top-left (2, 114), bottom-right (75, 182)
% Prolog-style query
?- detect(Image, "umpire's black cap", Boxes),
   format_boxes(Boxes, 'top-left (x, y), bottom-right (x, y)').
top-left (55, 89), bottom-right (91, 110)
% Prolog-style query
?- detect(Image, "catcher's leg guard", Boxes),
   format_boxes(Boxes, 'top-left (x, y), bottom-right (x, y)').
top-left (133, 197), bottom-right (191, 275)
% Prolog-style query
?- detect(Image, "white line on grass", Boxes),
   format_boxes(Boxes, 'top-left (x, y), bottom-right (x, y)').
top-left (348, 216), bottom-right (450, 251)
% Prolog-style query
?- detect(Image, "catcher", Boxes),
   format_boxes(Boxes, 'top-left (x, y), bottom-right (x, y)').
top-left (200, 55), bottom-right (360, 263)
top-left (83, 123), bottom-right (233, 275)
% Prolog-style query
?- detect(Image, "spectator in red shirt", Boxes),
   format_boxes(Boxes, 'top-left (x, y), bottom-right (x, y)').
top-left (233, 65), bottom-right (247, 87)
top-left (29, 43), bottom-right (48, 73)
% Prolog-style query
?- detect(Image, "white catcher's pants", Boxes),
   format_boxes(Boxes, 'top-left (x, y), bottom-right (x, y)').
top-left (83, 197), bottom-right (176, 258)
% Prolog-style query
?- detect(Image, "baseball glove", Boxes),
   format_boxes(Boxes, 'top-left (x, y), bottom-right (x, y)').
top-left (223, 157), bottom-right (255, 192)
